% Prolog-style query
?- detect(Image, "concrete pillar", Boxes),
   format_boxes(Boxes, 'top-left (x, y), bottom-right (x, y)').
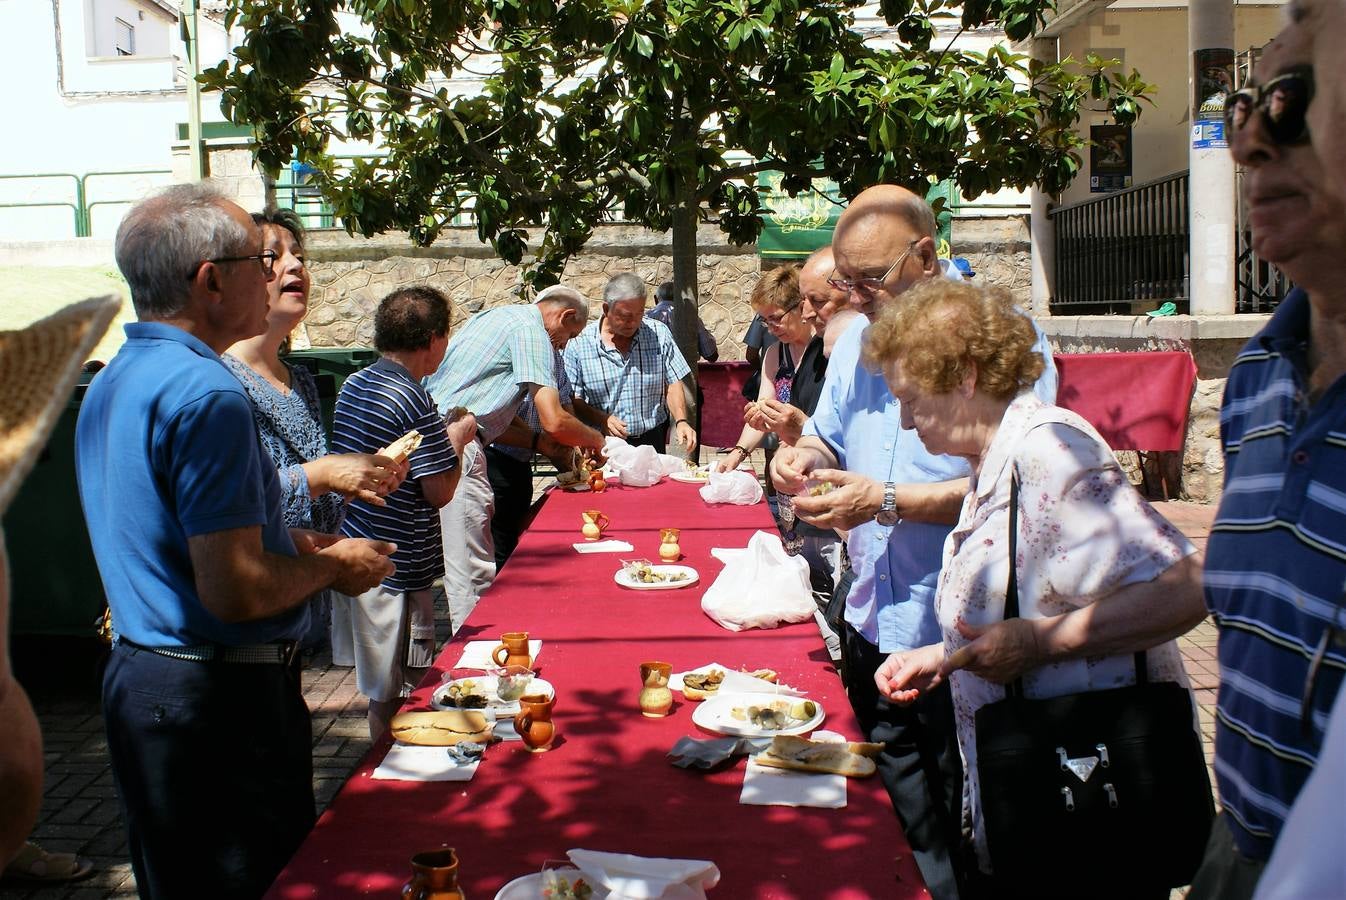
top-left (1188, 0), bottom-right (1236, 314)
top-left (1029, 37), bottom-right (1057, 317)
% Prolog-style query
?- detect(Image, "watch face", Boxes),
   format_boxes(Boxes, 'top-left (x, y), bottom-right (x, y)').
top-left (876, 509), bottom-right (899, 526)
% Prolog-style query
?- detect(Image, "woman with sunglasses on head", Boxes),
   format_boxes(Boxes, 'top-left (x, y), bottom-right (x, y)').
top-left (1189, 29), bottom-right (1346, 900)
top-left (224, 208), bottom-right (407, 654)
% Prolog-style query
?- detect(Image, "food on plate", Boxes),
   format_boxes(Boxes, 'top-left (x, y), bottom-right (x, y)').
top-left (681, 667), bottom-right (777, 701)
top-left (439, 679), bottom-right (489, 709)
top-left (542, 873), bottom-right (595, 899)
top-left (621, 559), bottom-right (689, 584)
top-left (728, 699), bottom-right (817, 730)
top-left (754, 734), bottom-right (884, 778)
top-left (682, 460), bottom-right (712, 481)
top-left (389, 709), bottom-right (492, 746)
top-left (806, 480), bottom-right (835, 496)
top-left (378, 429), bottom-right (423, 464)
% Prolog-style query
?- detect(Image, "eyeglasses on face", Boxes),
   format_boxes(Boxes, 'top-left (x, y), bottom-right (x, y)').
top-left (1225, 66), bottom-right (1314, 147)
top-left (763, 307), bottom-right (799, 327)
top-left (827, 239), bottom-right (920, 294)
top-left (187, 249), bottom-right (279, 281)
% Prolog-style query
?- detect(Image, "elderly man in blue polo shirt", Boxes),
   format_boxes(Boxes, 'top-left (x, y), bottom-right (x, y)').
top-left (75, 183), bottom-right (395, 899)
top-left (771, 185), bottom-right (1056, 900)
top-left (425, 291), bottom-right (606, 629)
top-left (563, 272), bottom-right (698, 454)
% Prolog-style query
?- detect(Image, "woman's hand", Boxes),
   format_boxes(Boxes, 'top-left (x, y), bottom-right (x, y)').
top-left (875, 643), bottom-right (946, 704)
top-left (307, 453), bottom-right (404, 505)
top-left (939, 618), bottom-right (1044, 685)
top-left (756, 398), bottom-right (807, 445)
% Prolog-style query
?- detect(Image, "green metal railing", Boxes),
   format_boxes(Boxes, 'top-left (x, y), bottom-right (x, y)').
top-left (0, 170), bottom-right (171, 237)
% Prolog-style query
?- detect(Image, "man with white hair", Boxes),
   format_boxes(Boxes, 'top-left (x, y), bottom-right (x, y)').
top-left (563, 272), bottom-right (698, 454)
top-left (425, 289), bottom-right (605, 626)
top-left (76, 183), bottom-right (395, 898)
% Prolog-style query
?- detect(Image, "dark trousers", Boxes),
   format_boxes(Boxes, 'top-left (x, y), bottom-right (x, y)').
top-left (841, 624), bottom-right (965, 900)
top-left (1187, 813), bottom-right (1267, 900)
top-left (626, 425), bottom-right (666, 453)
top-left (485, 446), bottom-right (535, 570)
top-left (103, 642), bottom-right (315, 899)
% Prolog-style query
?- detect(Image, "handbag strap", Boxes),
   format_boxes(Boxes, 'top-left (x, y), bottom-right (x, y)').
top-left (1003, 468), bottom-right (1147, 699)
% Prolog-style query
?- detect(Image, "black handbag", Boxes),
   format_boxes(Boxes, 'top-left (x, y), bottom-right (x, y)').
top-left (973, 475), bottom-right (1214, 895)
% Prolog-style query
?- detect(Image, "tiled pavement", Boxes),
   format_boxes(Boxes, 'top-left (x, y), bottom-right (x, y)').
top-left (1, 500), bottom-right (1219, 899)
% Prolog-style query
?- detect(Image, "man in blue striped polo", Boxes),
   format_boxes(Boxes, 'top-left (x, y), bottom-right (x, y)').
top-left (425, 290), bottom-right (606, 629)
top-left (333, 286), bottom-right (478, 739)
top-left (563, 272), bottom-right (699, 454)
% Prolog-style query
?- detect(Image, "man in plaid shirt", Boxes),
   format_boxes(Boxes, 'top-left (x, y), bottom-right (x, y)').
top-left (563, 273), bottom-right (698, 454)
top-left (425, 291), bottom-right (605, 628)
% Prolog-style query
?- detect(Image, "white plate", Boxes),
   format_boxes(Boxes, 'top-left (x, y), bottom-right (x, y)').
top-left (495, 868), bottom-right (608, 900)
top-left (613, 564), bottom-right (699, 591)
top-left (691, 691), bottom-right (825, 737)
top-left (669, 469), bottom-right (712, 484)
top-left (430, 675), bottom-right (555, 716)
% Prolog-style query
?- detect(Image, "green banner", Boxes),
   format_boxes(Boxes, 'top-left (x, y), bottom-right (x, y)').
top-left (757, 174), bottom-right (954, 260)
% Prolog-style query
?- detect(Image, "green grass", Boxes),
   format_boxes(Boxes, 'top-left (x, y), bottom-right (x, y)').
top-left (0, 266), bottom-right (132, 362)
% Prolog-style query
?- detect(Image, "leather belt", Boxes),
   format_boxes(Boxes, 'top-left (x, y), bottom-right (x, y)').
top-left (118, 637), bottom-right (300, 666)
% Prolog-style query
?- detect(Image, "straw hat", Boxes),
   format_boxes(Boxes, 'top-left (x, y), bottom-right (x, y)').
top-left (0, 296), bottom-right (120, 515)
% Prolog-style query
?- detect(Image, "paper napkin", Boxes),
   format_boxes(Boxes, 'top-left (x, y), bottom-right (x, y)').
top-left (740, 759), bottom-right (846, 808)
top-left (450, 640), bottom-right (543, 670)
top-left (371, 743), bottom-right (481, 782)
top-left (573, 539), bottom-right (636, 554)
top-left (566, 849), bottom-right (720, 900)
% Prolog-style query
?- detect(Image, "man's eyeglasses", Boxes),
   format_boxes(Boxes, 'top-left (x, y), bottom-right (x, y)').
top-left (827, 240), bottom-right (920, 294)
top-left (188, 250), bottom-right (279, 281)
top-left (1225, 66), bottom-right (1314, 147)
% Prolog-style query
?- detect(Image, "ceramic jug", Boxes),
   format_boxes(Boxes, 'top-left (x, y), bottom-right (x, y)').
top-left (491, 632), bottom-right (532, 669)
top-left (581, 509), bottom-right (610, 541)
top-left (588, 469), bottom-right (607, 492)
top-left (638, 661), bottom-right (673, 717)
top-left (658, 527), bottom-right (681, 561)
top-left (402, 848), bottom-right (466, 900)
top-left (513, 693), bottom-right (556, 752)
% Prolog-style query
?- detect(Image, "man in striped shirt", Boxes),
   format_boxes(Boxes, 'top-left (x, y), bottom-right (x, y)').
top-left (564, 272), bottom-right (698, 454)
top-left (425, 290), bottom-right (605, 629)
top-left (1189, 28), bottom-right (1346, 899)
top-left (333, 286), bottom-right (478, 740)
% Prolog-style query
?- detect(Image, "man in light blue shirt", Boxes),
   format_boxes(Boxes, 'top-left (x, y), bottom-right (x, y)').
top-left (773, 184), bottom-right (1056, 900)
top-left (425, 291), bottom-right (605, 627)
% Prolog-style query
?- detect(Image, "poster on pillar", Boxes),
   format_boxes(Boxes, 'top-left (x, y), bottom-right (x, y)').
top-left (1089, 125), bottom-right (1132, 193)
top-left (1193, 48), bottom-right (1234, 149)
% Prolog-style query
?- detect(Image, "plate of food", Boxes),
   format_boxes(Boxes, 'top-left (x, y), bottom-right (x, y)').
top-left (431, 674), bottom-right (555, 716)
top-left (495, 867), bottom-right (607, 900)
top-left (692, 691), bottom-right (825, 737)
top-left (670, 460), bottom-right (713, 483)
top-left (614, 559), bottom-right (699, 590)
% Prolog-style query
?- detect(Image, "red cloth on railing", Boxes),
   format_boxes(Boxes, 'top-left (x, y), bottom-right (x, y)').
top-left (1054, 351), bottom-right (1197, 452)
top-left (698, 361), bottom-right (753, 449)
top-left (266, 481), bottom-right (924, 900)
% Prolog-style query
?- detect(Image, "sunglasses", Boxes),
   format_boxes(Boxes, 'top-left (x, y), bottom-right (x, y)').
top-left (1224, 66), bottom-right (1314, 147)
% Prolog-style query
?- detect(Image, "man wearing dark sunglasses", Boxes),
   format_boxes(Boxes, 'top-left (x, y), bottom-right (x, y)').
top-left (1193, 28), bottom-right (1346, 900)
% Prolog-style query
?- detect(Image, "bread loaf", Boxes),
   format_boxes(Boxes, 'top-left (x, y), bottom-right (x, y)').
top-left (754, 734), bottom-right (880, 778)
top-left (389, 710), bottom-right (493, 746)
top-left (378, 429), bottom-right (424, 464)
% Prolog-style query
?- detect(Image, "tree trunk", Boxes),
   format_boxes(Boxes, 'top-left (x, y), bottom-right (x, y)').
top-left (670, 180), bottom-right (700, 455)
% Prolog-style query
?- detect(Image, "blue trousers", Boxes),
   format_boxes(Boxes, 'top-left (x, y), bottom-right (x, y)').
top-left (103, 642), bottom-right (315, 899)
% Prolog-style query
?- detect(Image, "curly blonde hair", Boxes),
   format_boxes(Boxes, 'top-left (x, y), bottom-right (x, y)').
top-left (750, 265), bottom-right (802, 314)
top-left (860, 279), bottom-right (1043, 400)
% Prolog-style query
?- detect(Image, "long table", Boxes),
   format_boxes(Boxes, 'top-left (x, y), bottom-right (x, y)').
top-left (267, 480), bottom-right (924, 899)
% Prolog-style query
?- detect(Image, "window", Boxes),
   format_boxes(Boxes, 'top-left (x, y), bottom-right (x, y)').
top-left (114, 17), bottom-right (134, 56)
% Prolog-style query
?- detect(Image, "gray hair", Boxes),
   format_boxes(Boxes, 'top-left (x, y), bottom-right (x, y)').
top-left (114, 182), bottom-right (250, 319)
top-left (603, 273), bottom-right (647, 305)
top-left (535, 284), bottom-right (589, 320)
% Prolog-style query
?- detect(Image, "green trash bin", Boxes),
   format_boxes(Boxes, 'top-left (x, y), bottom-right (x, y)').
top-left (282, 348), bottom-right (380, 438)
top-left (4, 374), bottom-right (106, 637)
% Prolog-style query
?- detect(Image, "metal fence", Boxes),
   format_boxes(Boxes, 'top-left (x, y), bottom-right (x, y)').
top-left (0, 170), bottom-right (172, 238)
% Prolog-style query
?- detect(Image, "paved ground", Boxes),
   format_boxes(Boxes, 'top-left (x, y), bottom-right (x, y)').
top-left (0, 500), bottom-right (1219, 898)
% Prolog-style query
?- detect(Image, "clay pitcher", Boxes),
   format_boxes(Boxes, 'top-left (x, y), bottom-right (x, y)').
top-left (638, 661), bottom-right (673, 717)
top-left (513, 693), bottom-right (556, 752)
top-left (491, 632), bottom-right (531, 669)
top-left (402, 848), bottom-right (466, 900)
top-left (581, 509), bottom-right (610, 541)
top-left (658, 527), bottom-right (681, 561)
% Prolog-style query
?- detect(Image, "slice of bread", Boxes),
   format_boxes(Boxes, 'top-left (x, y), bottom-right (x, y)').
top-left (389, 709), bottom-right (493, 746)
top-left (378, 429), bottom-right (424, 464)
top-left (754, 734), bottom-right (878, 778)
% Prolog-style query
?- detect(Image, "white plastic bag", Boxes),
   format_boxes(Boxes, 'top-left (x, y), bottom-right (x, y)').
top-left (698, 468), bottom-right (764, 505)
top-left (700, 531), bottom-right (814, 631)
top-left (602, 436), bottom-right (662, 486)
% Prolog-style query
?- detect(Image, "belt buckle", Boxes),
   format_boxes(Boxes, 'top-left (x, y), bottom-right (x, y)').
top-left (280, 640), bottom-right (300, 667)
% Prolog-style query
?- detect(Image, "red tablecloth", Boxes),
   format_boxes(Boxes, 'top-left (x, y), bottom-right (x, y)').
top-left (1054, 351), bottom-right (1197, 452)
top-left (267, 481), bottom-right (924, 899)
top-left (698, 361), bottom-right (753, 449)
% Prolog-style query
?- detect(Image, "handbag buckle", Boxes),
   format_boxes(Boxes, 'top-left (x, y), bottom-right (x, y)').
top-left (1104, 782), bottom-right (1118, 808)
top-left (1096, 743), bottom-right (1111, 767)
top-left (1061, 786), bottom-right (1075, 812)
top-left (1057, 746), bottom-right (1101, 783)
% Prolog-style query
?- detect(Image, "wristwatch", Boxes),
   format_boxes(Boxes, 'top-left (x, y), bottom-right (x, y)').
top-left (875, 482), bottom-right (899, 526)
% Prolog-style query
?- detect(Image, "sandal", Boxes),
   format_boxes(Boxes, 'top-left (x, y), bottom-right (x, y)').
top-left (3, 841), bottom-right (94, 883)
